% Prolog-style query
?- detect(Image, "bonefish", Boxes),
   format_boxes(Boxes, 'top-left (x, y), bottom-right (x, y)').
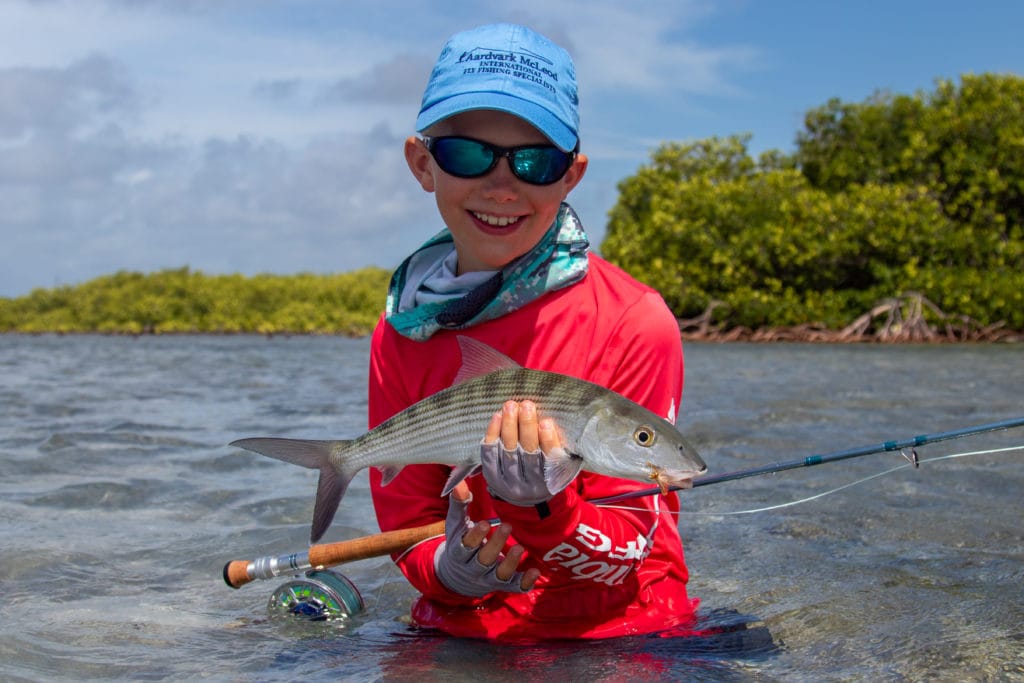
top-left (231, 336), bottom-right (706, 542)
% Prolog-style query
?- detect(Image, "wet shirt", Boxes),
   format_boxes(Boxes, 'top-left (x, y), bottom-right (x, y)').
top-left (368, 254), bottom-right (697, 640)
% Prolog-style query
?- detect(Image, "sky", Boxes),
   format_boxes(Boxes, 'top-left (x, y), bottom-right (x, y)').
top-left (2, 1), bottom-right (1022, 298)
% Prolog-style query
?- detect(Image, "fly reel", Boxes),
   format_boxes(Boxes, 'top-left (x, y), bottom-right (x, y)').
top-left (267, 569), bottom-right (364, 622)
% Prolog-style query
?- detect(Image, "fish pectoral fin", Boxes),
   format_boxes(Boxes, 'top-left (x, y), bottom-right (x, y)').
top-left (544, 448), bottom-right (584, 495)
top-left (441, 464), bottom-right (481, 497)
top-left (377, 464), bottom-right (404, 486)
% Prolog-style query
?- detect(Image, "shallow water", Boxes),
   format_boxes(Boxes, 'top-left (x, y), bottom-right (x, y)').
top-left (1, 335), bottom-right (1021, 681)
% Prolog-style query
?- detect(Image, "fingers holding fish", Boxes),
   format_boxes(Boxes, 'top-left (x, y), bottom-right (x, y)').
top-left (498, 539), bottom-right (541, 591)
top-left (447, 488), bottom-right (533, 588)
top-left (460, 519), bottom-right (491, 552)
top-left (480, 440), bottom-right (553, 505)
top-left (451, 479), bottom-right (473, 504)
top-left (490, 400), bottom-right (558, 455)
top-left (435, 493), bottom-right (538, 596)
top-left (538, 416), bottom-right (560, 454)
top-left (480, 402), bottom-right (569, 505)
top-left (484, 410), bottom-right (502, 443)
top-left (500, 400), bottom-right (522, 450)
top-left (472, 523), bottom-right (541, 590)
top-left (515, 400), bottom-right (540, 452)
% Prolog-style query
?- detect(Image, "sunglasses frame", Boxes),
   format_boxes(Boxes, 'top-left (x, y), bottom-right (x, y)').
top-left (422, 135), bottom-right (577, 186)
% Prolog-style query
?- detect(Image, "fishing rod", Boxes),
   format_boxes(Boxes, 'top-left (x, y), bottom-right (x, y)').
top-left (224, 521), bottom-right (444, 589)
top-left (591, 415), bottom-right (1024, 507)
top-left (223, 416), bottom-right (1024, 596)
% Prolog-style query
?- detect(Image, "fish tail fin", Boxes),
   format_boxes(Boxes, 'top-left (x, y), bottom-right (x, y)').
top-left (229, 437), bottom-right (356, 543)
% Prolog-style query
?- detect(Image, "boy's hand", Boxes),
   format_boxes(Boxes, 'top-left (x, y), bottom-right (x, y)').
top-left (480, 400), bottom-right (564, 506)
top-left (434, 481), bottom-right (539, 597)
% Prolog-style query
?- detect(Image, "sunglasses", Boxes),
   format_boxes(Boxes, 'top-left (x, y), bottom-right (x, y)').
top-left (422, 136), bottom-right (576, 186)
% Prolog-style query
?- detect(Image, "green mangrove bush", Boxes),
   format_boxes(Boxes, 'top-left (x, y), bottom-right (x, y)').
top-left (0, 267), bottom-right (391, 335)
top-left (603, 74), bottom-right (1024, 332)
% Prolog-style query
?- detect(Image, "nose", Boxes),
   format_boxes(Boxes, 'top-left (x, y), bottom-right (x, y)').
top-left (479, 157), bottom-right (520, 202)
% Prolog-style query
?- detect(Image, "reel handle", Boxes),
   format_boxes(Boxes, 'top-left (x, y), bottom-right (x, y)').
top-left (224, 520), bottom-right (446, 588)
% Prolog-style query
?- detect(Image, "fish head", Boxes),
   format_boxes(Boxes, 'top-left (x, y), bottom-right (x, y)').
top-left (577, 399), bottom-right (707, 490)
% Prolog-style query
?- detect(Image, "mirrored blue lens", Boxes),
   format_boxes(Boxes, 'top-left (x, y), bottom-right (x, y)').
top-left (432, 138), bottom-right (496, 177)
top-left (427, 137), bottom-right (572, 185)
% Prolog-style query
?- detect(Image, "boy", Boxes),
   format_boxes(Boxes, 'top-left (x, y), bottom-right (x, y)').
top-left (369, 23), bottom-right (697, 640)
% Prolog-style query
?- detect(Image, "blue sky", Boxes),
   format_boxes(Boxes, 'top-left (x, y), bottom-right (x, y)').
top-left (2, 0), bottom-right (1022, 297)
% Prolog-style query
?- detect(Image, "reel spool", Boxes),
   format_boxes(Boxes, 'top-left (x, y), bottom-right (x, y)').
top-left (268, 569), bottom-right (364, 622)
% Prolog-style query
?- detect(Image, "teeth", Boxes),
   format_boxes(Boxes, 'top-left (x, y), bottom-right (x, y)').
top-left (473, 212), bottom-right (520, 227)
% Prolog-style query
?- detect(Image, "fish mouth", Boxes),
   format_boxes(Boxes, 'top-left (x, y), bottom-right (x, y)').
top-left (648, 464), bottom-right (703, 494)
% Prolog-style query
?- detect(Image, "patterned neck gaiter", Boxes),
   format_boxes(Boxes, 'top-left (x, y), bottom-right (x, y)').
top-left (385, 203), bottom-right (590, 341)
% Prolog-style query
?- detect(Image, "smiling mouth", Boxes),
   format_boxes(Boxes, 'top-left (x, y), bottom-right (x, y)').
top-left (472, 211), bottom-right (522, 228)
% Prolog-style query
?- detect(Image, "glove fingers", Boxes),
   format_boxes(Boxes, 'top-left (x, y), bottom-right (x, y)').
top-left (518, 448), bottom-right (545, 485)
top-left (444, 487), bottom-right (472, 541)
top-left (435, 492), bottom-right (529, 597)
top-left (481, 440), bottom-right (552, 505)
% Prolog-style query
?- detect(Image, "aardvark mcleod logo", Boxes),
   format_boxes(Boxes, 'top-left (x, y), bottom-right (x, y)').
top-left (457, 45), bottom-right (559, 94)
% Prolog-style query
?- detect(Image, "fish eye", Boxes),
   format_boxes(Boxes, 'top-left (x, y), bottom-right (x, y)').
top-left (633, 426), bottom-right (656, 447)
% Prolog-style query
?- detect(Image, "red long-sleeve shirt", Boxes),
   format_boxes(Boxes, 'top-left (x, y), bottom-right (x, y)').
top-left (368, 254), bottom-right (698, 640)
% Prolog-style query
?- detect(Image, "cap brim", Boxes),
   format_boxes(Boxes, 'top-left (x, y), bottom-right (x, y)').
top-left (416, 92), bottom-right (578, 152)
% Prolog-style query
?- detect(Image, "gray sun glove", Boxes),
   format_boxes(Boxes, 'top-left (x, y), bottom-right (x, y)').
top-left (433, 490), bottom-right (529, 598)
top-left (480, 440), bottom-right (554, 506)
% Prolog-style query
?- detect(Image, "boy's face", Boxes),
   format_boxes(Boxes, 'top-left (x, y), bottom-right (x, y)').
top-left (405, 110), bottom-right (588, 274)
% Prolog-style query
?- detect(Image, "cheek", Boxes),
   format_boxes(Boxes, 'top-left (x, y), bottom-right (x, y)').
top-left (530, 189), bottom-right (570, 223)
top-left (430, 173), bottom-right (470, 200)
top-left (432, 182), bottom-right (474, 225)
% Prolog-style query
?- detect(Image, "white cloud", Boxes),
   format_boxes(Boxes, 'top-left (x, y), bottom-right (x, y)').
top-left (0, 0), bottom-right (762, 296)
top-left (0, 55), bottom-right (137, 138)
top-left (316, 54), bottom-right (432, 107)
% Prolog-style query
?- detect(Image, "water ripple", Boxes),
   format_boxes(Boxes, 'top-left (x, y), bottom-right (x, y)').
top-left (1, 335), bottom-right (1021, 680)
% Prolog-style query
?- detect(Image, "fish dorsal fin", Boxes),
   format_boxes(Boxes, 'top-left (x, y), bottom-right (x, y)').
top-left (452, 336), bottom-right (521, 385)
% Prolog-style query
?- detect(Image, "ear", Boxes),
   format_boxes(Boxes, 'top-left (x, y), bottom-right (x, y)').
top-left (560, 153), bottom-right (588, 195)
top-left (404, 136), bottom-right (436, 192)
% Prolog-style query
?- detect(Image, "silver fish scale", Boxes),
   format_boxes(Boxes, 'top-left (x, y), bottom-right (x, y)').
top-left (336, 368), bottom-right (610, 473)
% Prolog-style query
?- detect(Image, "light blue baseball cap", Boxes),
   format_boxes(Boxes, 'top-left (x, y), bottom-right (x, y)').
top-left (416, 24), bottom-right (580, 152)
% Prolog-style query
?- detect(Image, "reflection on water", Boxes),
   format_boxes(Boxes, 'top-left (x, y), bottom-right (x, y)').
top-left (0, 335), bottom-right (1021, 681)
top-left (261, 608), bottom-right (777, 682)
